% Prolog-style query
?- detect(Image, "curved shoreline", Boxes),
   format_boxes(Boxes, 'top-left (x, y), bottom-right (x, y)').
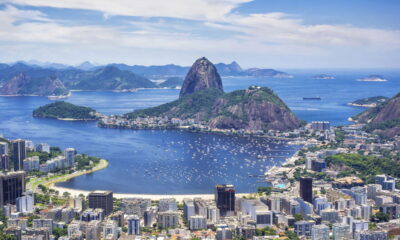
top-left (28, 159), bottom-right (109, 192)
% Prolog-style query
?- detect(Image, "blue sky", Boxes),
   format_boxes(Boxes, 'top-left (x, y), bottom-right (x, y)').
top-left (0, 0), bottom-right (399, 68)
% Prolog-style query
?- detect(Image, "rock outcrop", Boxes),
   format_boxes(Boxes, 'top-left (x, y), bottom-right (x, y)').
top-left (353, 93), bottom-right (400, 137)
top-left (125, 57), bottom-right (302, 132)
top-left (179, 57), bottom-right (223, 98)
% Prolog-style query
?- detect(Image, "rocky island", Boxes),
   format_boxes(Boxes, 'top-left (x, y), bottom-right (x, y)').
top-left (357, 75), bottom-right (387, 82)
top-left (348, 96), bottom-right (388, 108)
top-left (312, 74), bottom-right (335, 80)
top-left (351, 93), bottom-right (400, 137)
top-left (100, 57), bottom-right (301, 132)
top-left (33, 101), bottom-right (100, 120)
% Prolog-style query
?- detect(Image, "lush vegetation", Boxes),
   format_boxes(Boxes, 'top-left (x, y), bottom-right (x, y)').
top-left (285, 230), bottom-right (300, 240)
top-left (125, 88), bottom-right (223, 119)
top-left (35, 192), bottom-right (66, 205)
top-left (33, 101), bottom-right (98, 120)
top-left (222, 87), bottom-right (288, 109)
top-left (292, 168), bottom-right (332, 182)
top-left (363, 118), bottom-right (400, 133)
top-left (326, 153), bottom-right (400, 183)
top-left (0, 213), bottom-right (15, 240)
top-left (257, 186), bottom-right (272, 196)
top-left (125, 87), bottom-right (292, 125)
top-left (53, 228), bottom-right (68, 239)
top-left (76, 154), bottom-right (101, 170)
top-left (255, 226), bottom-right (277, 236)
top-left (370, 212), bottom-right (390, 223)
top-left (27, 146), bottom-right (63, 164)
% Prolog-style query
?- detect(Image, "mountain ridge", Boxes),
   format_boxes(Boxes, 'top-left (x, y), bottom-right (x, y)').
top-left (352, 93), bottom-right (400, 137)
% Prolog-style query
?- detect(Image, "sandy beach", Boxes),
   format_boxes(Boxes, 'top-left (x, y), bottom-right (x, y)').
top-left (52, 185), bottom-right (250, 201)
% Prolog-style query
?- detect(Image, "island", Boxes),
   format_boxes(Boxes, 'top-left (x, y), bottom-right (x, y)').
top-left (312, 74), bottom-right (335, 80)
top-left (100, 57), bottom-right (301, 132)
top-left (348, 96), bottom-right (388, 108)
top-left (33, 101), bottom-right (100, 120)
top-left (357, 75), bottom-right (387, 82)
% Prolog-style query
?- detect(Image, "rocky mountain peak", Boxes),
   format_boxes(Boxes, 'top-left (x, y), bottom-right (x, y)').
top-left (229, 61), bottom-right (242, 72)
top-left (179, 57), bottom-right (223, 98)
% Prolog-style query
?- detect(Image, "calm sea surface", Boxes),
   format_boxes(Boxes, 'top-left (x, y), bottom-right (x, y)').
top-left (0, 70), bottom-right (399, 193)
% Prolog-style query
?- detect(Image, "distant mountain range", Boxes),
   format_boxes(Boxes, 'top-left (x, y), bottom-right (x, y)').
top-left (0, 60), bottom-right (292, 96)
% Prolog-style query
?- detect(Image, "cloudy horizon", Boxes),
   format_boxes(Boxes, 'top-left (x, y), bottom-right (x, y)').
top-left (0, 0), bottom-right (399, 69)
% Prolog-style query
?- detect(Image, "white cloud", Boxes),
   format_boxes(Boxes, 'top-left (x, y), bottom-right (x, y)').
top-left (0, 2), bottom-right (399, 67)
top-left (0, 0), bottom-right (251, 21)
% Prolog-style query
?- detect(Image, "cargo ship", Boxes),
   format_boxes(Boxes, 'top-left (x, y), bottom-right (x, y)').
top-left (303, 97), bottom-right (321, 100)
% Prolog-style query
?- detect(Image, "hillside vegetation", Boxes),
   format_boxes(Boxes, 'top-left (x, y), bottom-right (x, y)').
top-left (33, 101), bottom-right (98, 120)
top-left (125, 86), bottom-right (301, 131)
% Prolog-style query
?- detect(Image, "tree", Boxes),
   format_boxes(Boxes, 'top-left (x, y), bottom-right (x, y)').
top-left (293, 213), bottom-right (303, 222)
top-left (27, 214), bottom-right (40, 227)
top-left (63, 192), bottom-right (71, 198)
top-left (0, 234), bottom-right (16, 240)
top-left (371, 212), bottom-right (389, 222)
top-left (53, 228), bottom-right (67, 239)
top-left (285, 230), bottom-right (300, 240)
top-left (257, 186), bottom-right (272, 196)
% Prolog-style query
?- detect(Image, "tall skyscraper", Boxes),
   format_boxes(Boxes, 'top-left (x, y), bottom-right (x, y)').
top-left (215, 184), bottom-right (235, 217)
top-left (88, 191), bottom-right (113, 216)
top-left (127, 215), bottom-right (140, 235)
top-left (12, 139), bottom-right (26, 171)
top-left (0, 171), bottom-right (25, 206)
top-left (300, 177), bottom-right (313, 203)
top-left (0, 142), bottom-right (8, 155)
top-left (1, 154), bottom-right (9, 170)
top-left (64, 148), bottom-right (76, 167)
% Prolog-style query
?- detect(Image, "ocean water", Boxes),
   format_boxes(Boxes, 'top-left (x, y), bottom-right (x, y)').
top-left (0, 70), bottom-right (399, 194)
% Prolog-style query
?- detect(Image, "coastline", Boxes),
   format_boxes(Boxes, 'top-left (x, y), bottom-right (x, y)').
top-left (38, 158), bottom-right (250, 200)
top-left (29, 159), bottom-right (108, 192)
top-left (347, 103), bottom-right (376, 108)
top-left (51, 186), bottom-right (250, 201)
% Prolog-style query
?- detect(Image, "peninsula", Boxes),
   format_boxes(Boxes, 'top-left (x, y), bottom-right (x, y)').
top-left (100, 57), bottom-right (301, 132)
top-left (348, 96), bottom-right (388, 108)
top-left (351, 92), bottom-right (400, 137)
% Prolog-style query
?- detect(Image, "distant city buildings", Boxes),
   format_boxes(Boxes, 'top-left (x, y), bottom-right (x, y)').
top-left (88, 191), bottom-right (113, 216)
top-left (126, 215), bottom-right (140, 235)
top-left (64, 148), bottom-right (76, 167)
top-left (35, 143), bottom-right (50, 153)
top-left (12, 139), bottom-right (26, 171)
top-left (0, 142), bottom-right (8, 155)
top-left (0, 154), bottom-right (9, 170)
top-left (215, 184), bottom-right (235, 217)
top-left (311, 121), bottom-right (330, 131)
top-left (300, 177), bottom-right (313, 203)
top-left (16, 191), bottom-right (34, 213)
top-left (0, 171), bottom-right (25, 206)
